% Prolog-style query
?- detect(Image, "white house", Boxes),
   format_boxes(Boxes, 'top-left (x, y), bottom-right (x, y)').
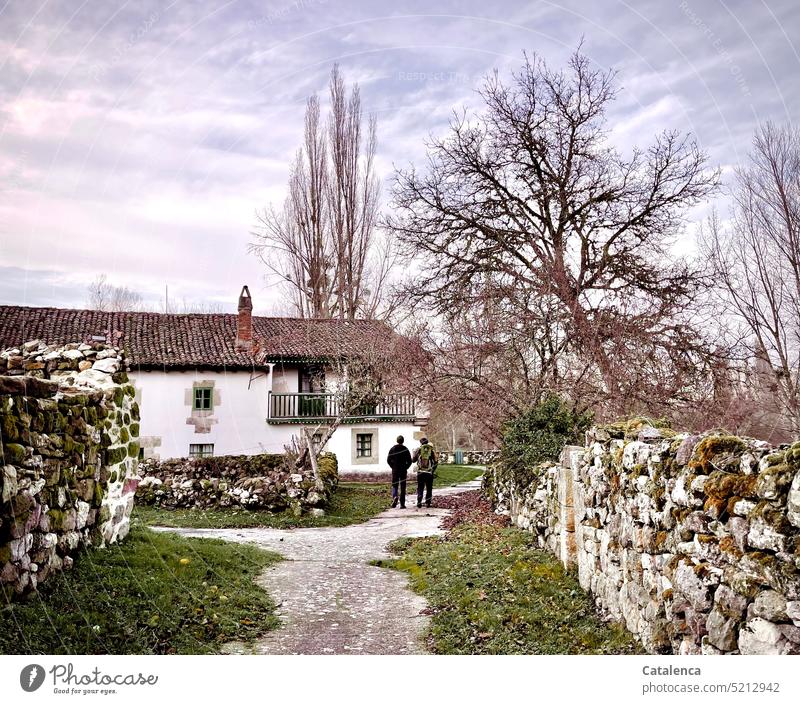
top-left (0, 287), bottom-right (427, 473)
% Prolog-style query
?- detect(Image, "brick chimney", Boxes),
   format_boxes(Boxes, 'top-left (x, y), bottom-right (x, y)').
top-left (235, 285), bottom-right (253, 351)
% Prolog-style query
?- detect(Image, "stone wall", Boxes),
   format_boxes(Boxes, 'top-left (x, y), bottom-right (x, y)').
top-left (438, 449), bottom-right (499, 466)
top-left (135, 452), bottom-right (338, 515)
top-left (0, 341), bottom-right (140, 598)
top-left (486, 422), bottom-right (800, 654)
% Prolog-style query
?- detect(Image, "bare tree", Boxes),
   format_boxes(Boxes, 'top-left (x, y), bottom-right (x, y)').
top-left (176, 297), bottom-right (225, 314)
top-left (291, 323), bottom-right (429, 474)
top-left (251, 65), bottom-right (399, 321)
top-left (387, 49), bottom-right (721, 423)
top-left (86, 274), bottom-right (143, 312)
top-left (701, 122), bottom-right (800, 439)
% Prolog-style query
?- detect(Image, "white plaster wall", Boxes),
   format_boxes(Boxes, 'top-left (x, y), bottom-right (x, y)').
top-left (131, 369), bottom-right (291, 458)
top-left (270, 365), bottom-right (299, 393)
top-left (130, 368), bottom-right (425, 470)
top-left (324, 421), bottom-right (423, 473)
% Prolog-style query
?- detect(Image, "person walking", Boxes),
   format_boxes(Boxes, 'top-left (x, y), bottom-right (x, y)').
top-left (387, 435), bottom-right (413, 508)
top-left (413, 437), bottom-right (438, 508)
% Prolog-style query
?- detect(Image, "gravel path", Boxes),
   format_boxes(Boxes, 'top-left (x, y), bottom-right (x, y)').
top-left (154, 480), bottom-right (481, 654)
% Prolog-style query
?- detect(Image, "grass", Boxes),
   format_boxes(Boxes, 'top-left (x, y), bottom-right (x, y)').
top-left (134, 482), bottom-right (389, 530)
top-left (433, 464), bottom-right (483, 487)
top-left (0, 527), bottom-right (281, 654)
top-left (131, 467), bottom-right (483, 532)
top-left (375, 523), bottom-right (641, 655)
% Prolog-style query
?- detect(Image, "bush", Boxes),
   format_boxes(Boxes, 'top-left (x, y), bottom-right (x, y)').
top-left (497, 394), bottom-right (592, 486)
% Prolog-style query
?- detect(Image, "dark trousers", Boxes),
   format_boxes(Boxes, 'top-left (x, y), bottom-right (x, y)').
top-left (391, 468), bottom-right (407, 507)
top-left (417, 471), bottom-right (433, 506)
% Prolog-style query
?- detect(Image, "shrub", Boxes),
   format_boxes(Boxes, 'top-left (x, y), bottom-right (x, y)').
top-left (497, 394), bottom-right (592, 486)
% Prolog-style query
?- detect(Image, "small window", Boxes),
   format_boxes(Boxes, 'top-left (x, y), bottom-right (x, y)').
top-left (189, 443), bottom-right (214, 458)
top-left (355, 433), bottom-right (373, 458)
top-left (193, 387), bottom-right (213, 411)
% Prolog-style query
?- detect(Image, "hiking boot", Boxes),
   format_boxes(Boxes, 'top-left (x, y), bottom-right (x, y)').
top-left (391, 497), bottom-right (398, 508)
top-left (416, 501), bottom-right (422, 508)
top-left (400, 505), bottom-right (406, 509)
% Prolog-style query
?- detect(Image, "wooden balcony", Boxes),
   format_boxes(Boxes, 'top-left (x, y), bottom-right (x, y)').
top-left (267, 392), bottom-right (416, 424)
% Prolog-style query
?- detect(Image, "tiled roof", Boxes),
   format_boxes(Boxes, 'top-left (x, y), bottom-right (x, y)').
top-left (0, 305), bottom-right (397, 370)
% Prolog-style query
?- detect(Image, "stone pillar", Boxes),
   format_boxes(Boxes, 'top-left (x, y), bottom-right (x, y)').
top-left (558, 445), bottom-right (583, 568)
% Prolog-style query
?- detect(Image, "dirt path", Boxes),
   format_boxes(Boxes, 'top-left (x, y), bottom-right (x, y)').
top-left (154, 480), bottom-right (480, 654)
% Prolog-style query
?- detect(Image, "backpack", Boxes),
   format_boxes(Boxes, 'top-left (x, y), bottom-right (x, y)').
top-left (418, 443), bottom-right (434, 471)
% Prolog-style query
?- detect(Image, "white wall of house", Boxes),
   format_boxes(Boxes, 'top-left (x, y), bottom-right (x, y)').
top-left (325, 421), bottom-right (422, 473)
top-left (130, 368), bottom-right (423, 472)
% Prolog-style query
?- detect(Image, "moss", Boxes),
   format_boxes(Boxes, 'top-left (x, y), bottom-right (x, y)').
top-left (690, 435), bottom-right (747, 474)
top-left (756, 463), bottom-right (795, 498)
top-left (765, 452), bottom-right (786, 467)
top-left (704, 471), bottom-right (757, 500)
top-left (113, 388), bottom-right (125, 406)
top-left (119, 427), bottom-right (129, 443)
top-left (719, 536), bottom-right (743, 560)
top-left (106, 446), bottom-right (127, 465)
top-left (703, 496), bottom-right (728, 519)
top-left (750, 500), bottom-right (792, 532)
top-left (1, 413), bottom-right (20, 441)
top-left (1, 442), bottom-right (26, 464)
top-left (130, 422), bottom-right (140, 437)
top-left (599, 416), bottom-right (672, 441)
top-left (47, 508), bottom-right (66, 531)
top-left (128, 441), bottom-right (140, 458)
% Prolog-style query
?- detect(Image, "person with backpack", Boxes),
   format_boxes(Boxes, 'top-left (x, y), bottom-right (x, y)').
top-left (412, 437), bottom-right (438, 508)
top-left (387, 435), bottom-right (413, 508)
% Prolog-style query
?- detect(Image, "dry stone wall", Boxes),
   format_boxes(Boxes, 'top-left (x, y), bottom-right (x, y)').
top-left (486, 423), bottom-right (800, 655)
top-left (136, 452), bottom-right (338, 514)
top-left (437, 449), bottom-right (499, 466)
top-left (0, 341), bottom-right (140, 598)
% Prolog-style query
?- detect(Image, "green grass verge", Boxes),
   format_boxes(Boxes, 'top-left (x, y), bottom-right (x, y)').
top-left (376, 524), bottom-right (641, 654)
top-left (0, 527), bottom-right (280, 655)
top-left (134, 483), bottom-right (389, 530)
top-left (433, 464), bottom-right (483, 487)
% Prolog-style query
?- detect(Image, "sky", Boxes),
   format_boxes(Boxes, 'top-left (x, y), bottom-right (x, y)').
top-left (0, 0), bottom-right (798, 313)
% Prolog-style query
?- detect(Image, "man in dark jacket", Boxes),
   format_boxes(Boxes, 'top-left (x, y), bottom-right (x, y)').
top-left (387, 435), bottom-right (413, 508)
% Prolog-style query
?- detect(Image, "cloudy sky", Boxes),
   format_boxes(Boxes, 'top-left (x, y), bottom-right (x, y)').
top-left (0, 0), bottom-right (798, 313)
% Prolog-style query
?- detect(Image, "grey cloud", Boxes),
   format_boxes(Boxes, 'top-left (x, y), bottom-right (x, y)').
top-left (0, 0), bottom-right (798, 309)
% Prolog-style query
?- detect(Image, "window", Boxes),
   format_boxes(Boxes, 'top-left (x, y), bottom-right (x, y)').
top-left (355, 433), bottom-right (373, 458)
top-left (193, 386), bottom-right (213, 411)
top-left (312, 432), bottom-right (323, 449)
top-left (189, 443), bottom-right (214, 458)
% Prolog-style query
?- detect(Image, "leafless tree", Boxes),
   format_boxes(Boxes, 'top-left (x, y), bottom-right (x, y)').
top-left (290, 322), bottom-right (429, 474)
top-left (701, 122), bottom-right (800, 439)
top-left (86, 274), bottom-right (143, 312)
top-left (387, 49), bottom-right (721, 424)
top-left (176, 298), bottom-right (225, 314)
top-left (251, 65), bottom-right (400, 321)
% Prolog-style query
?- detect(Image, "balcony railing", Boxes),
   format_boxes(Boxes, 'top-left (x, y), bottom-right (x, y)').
top-left (268, 392), bottom-right (416, 422)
